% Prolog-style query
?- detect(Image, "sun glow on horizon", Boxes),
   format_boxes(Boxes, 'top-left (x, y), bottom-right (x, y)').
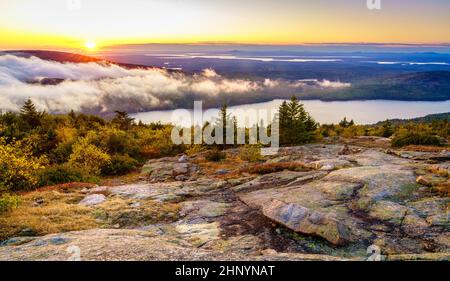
top-left (84, 41), bottom-right (97, 50)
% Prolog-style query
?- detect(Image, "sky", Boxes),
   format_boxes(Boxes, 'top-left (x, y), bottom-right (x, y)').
top-left (0, 0), bottom-right (450, 50)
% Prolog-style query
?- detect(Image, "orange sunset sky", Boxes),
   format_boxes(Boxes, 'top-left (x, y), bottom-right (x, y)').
top-left (1, 0), bottom-right (449, 50)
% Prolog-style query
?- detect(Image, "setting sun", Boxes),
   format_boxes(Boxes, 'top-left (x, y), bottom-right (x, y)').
top-left (85, 41), bottom-right (96, 50)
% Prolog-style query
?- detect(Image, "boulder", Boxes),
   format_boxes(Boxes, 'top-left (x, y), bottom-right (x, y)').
top-left (109, 182), bottom-right (182, 200)
top-left (0, 229), bottom-right (352, 261)
top-left (351, 150), bottom-right (410, 166)
top-left (180, 200), bottom-right (230, 221)
top-left (215, 169), bottom-right (229, 175)
top-left (368, 201), bottom-right (409, 225)
top-left (233, 171), bottom-right (318, 193)
top-left (172, 163), bottom-right (189, 176)
top-left (309, 159), bottom-right (352, 171)
top-left (175, 223), bottom-right (221, 248)
top-left (324, 165), bottom-right (417, 210)
top-left (339, 145), bottom-right (352, 155)
top-left (79, 194), bottom-right (106, 206)
top-left (88, 186), bottom-right (110, 195)
top-left (368, 201), bottom-right (429, 236)
top-left (262, 199), bottom-right (351, 246)
top-left (178, 155), bottom-right (189, 163)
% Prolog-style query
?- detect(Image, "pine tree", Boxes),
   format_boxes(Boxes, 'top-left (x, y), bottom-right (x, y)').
top-left (112, 111), bottom-right (135, 130)
top-left (381, 119), bottom-right (394, 138)
top-left (20, 98), bottom-right (43, 129)
top-left (279, 96), bottom-right (317, 145)
top-left (339, 117), bottom-right (354, 128)
top-left (215, 104), bottom-right (233, 148)
top-left (68, 110), bottom-right (76, 120)
top-left (278, 100), bottom-right (289, 143)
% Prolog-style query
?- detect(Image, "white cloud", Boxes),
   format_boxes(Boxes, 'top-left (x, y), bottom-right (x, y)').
top-left (201, 68), bottom-right (220, 78)
top-left (317, 80), bottom-right (351, 88)
top-left (0, 54), bottom-right (351, 114)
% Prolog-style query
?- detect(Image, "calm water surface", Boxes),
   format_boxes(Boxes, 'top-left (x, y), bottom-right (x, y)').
top-left (132, 100), bottom-right (450, 126)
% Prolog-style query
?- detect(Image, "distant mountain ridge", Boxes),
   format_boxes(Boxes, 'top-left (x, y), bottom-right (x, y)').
top-left (1, 50), bottom-right (158, 70)
top-left (374, 112), bottom-right (450, 125)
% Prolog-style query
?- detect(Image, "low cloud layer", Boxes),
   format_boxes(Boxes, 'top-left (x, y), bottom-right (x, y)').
top-left (0, 55), bottom-right (351, 115)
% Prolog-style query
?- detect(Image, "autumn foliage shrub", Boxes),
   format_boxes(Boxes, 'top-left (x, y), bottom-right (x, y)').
top-left (205, 149), bottom-right (226, 162)
top-left (0, 102), bottom-right (190, 190)
top-left (101, 154), bottom-right (139, 176)
top-left (392, 130), bottom-right (442, 148)
top-left (0, 193), bottom-right (21, 214)
top-left (238, 145), bottom-right (263, 162)
top-left (37, 164), bottom-right (98, 187)
top-left (0, 137), bottom-right (47, 192)
top-left (68, 138), bottom-right (111, 175)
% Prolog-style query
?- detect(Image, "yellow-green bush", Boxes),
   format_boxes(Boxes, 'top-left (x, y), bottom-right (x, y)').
top-left (0, 105), bottom-right (187, 188)
top-left (392, 128), bottom-right (442, 148)
top-left (0, 138), bottom-right (47, 192)
top-left (101, 154), bottom-right (139, 175)
top-left (0, 193), bottom-right (21, 214)
top-left (238, 145), bottom-right (262, 162)
top-left (135, 126), bottom-right (184, 158)
top-left (69, 138), bottom-right (111, 175)
top-left (185, 144), bottom-right (205, 156)
top-left (37, 164), bottom-right (99, 187)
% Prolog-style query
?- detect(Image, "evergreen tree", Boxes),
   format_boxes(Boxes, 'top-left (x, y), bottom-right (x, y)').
top-left (215, 104), bottom-right (233, 148)
top-left (68, 110), bottom-right (77, 120)
top-left (348, 119), bottom-right (355, 127)
top-left (279, 96), bottom-right (318, 145)
top-left (20, 98), bottom-right (43, 129)
top-left (278, 101), bottom-right (289, 142)
top-left (381, 119), bottom-right (394, 138)
top-left (339, 117), bottom-right (354, 128)
top-left (112, 111), bottom-right (135, 130)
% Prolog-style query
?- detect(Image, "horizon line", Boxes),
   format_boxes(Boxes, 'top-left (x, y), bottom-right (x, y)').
top-left (104, 42), bottom-right (450, 47)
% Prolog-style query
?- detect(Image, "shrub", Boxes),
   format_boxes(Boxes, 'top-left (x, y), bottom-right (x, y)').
top-left (84, 128), bottom-right (140, 157)
top-left (0, 193), bottom-right (21, 214)
top-left (136, 126), bottom-right (184, 158)
top-left (68, 138), bottom-right (111, 175)
top-left (101, 154), bottom-right (139, 176)
top-left (37, 164), bottom-right (98, 187)
top-left (55, 126), bottom-right (78, 143)
top-left (139, 145), bottom-right (162, 159)
top-left (185, 145), bottom-right (205, 156)
top-left (49, 141), bottom-right (74, 164)
top-left (0, 138), bottom-right (47, 192)
top-left (392, 131), bottom-right (442, 148)
top-left (238, 145), bottom-right (262, 162)
top-left (341, 126), bottom-right (364, 138)
top-left (205, 149), bottom-right (226, 162)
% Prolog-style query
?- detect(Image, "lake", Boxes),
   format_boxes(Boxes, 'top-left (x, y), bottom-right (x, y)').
top-left (132, 99), bottom-right (450, 126)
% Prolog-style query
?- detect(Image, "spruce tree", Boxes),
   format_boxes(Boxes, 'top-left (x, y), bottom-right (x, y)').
top-left (278, 96), bottom-right (317, 145)
top-left (381, 119), bottom-right (394, 138)
top-left (215, 104), bottom-right (233, 148)
top-left (339, 117), bottom-right (354, 128)
top-left (20, 98), bottom-right (42, 129)
top-left (112, 111), bottom-right (135, 130)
